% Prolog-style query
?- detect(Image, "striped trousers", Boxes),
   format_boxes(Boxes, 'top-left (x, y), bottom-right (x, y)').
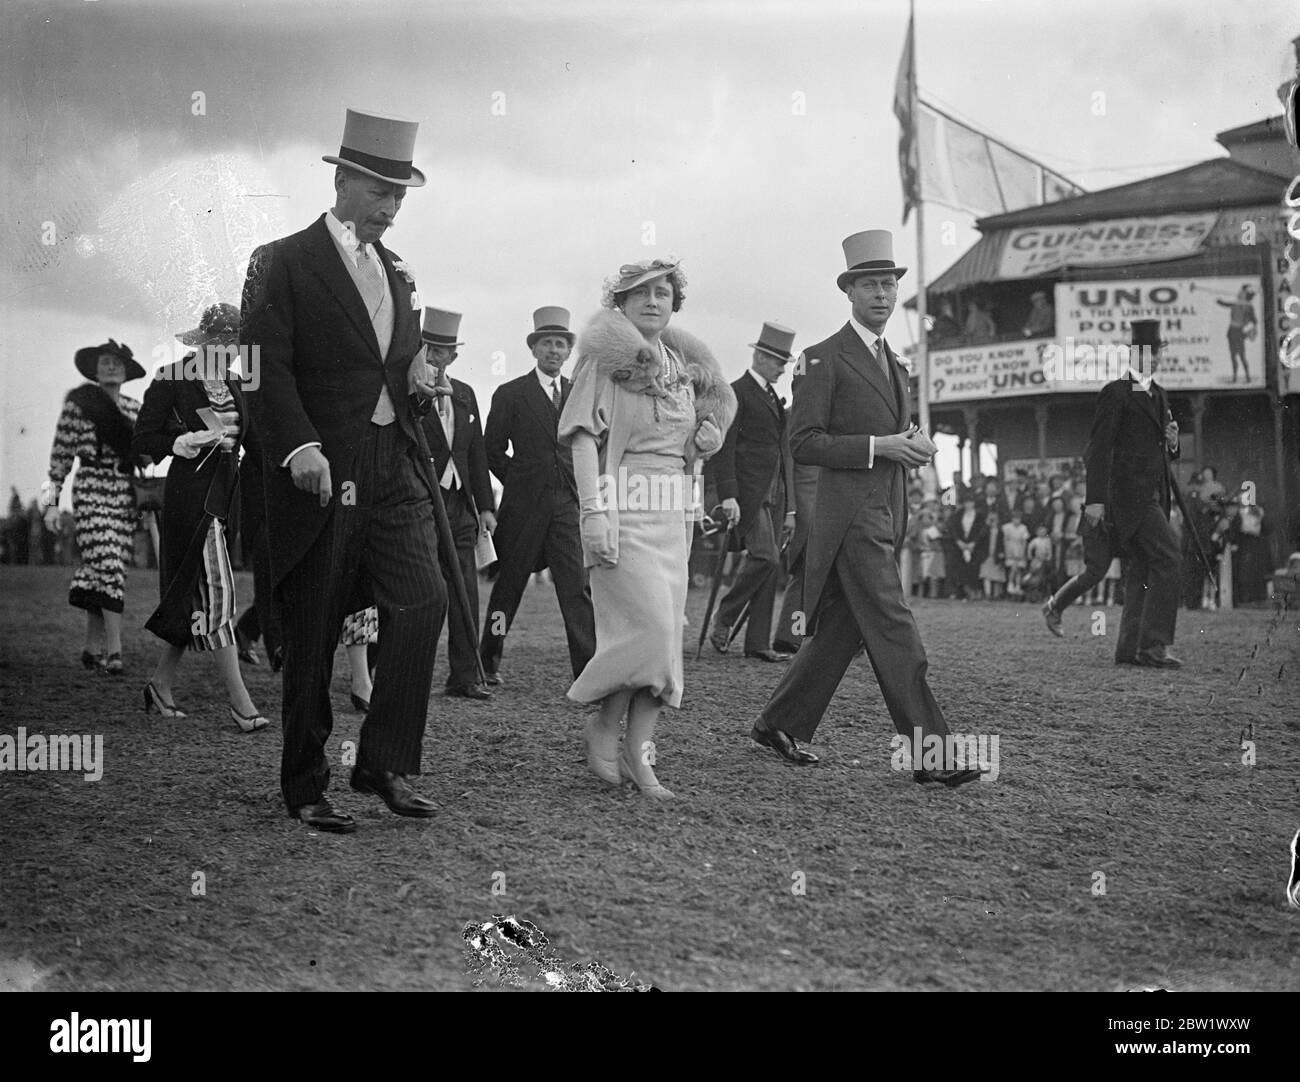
top-left (278, 423), bottom-right (446, 810)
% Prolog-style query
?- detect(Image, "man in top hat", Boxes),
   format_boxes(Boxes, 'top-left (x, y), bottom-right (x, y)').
top-left (240, 108), bottom-right (451, 833)
top-left (748, 230), bottom-right (983, 786)
top-left (706, 321), bottom-right (798, 662)
top-left (418, 307), bottom-right (497, 700)
top-left (1082, 319), bottom-right (1183, 668)
top-left (479, 306), bottom-right (596, 684)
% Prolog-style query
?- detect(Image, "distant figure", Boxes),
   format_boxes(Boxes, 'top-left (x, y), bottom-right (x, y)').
top-left (1022, 291), bottom-right (1055, 338)
top-left (1216, 286), bottom-right (1257, 383)
top-left (929, 300), bottom-right (961, 344)
top-left (964, 298), bottom-right (997, 343)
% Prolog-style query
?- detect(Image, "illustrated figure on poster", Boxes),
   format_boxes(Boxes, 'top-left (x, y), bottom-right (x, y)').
top-left (1215, 285), bottom-right (1258, 383)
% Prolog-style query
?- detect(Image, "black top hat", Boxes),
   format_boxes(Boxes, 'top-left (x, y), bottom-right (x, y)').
top-left (74, 339), bottom-right (145, 383)
top-left (1129, 320), bottom-right (1165, 350)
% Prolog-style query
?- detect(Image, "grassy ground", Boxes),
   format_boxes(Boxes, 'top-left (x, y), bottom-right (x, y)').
top-left (1, 564), bottom-right (1297, 991)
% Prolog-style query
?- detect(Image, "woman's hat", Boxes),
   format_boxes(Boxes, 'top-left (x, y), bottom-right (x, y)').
top-left (526, 306), bottom-right (575, 348)
top-left (421, 307), bottom-right (464, 348)
top-left (75, 339), bottom-right (145, 383)
top-left (749, 321), bottom-right (797, 361)
top-left (837, 230), bottom-right (908, 291)
top-left (609, 258), bottom-right (679, 296)
top-left (177, 302), bottom-right (240, 346)
top-left (322, 108), bottom-right (426, 187)
top-left (1129, 320), bottom-right (1166, 350)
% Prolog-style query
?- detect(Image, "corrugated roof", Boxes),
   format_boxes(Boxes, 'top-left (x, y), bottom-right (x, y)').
top-left (975, 158), bottom-right (1286, 230)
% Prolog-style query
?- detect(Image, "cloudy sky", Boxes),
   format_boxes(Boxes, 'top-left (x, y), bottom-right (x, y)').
top-left (2, 0), bottom-right (1295, 498)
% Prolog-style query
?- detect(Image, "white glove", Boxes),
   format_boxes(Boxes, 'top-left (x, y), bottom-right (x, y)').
top-left (581, 511), bottom-right (617, 566)
top-left (694, 418), bottom-right (723, 454)
top-left (38, 479), bottom-right (59, 510)
top-left (173, 429), bottom-right (221, 459)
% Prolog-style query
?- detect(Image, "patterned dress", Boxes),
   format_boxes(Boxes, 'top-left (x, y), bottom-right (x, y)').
top-left (47, 386), bottom-right (141, 614)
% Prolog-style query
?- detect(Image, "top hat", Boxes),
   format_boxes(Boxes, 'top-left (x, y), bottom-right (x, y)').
top-left (837, 230), bottom-right (908, 292)
top-left (75, 338), bottom-right (145, 383)
top-left (609, 258), bottom-right (679, 296)
top-left (322, 108), bottom-right (426, 187)
top-left (1129, 320), bottom-right (1165, 350)
top-left (421, 307), bottom-right (464, 348)
top-left (178, 302), bottom-right (240, 347)
top-left (527, 306), bottom-right (576, 349)
top-left (748, 321), bottom-right (797, 362)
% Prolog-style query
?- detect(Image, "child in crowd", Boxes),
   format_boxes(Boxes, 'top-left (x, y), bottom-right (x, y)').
top-left (1002, 509), bottom-right (1030, 598)
top-left (980, 512), bottom-right (1006, 599)
top-left (1022, 524), bottom-right (1054, 601)
top-left (921, 508), bottom-right (946, 598)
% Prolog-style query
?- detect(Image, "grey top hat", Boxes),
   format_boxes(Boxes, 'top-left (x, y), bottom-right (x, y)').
top-left (527, 306), bottom-right (575, 348)
top-left (421, 307), bottom-right (464, 347)
top-left (749, 321), bottom-right (797, 361)
top-left (322, 108), bottom-right (427, 187)
top-left (837, 230), bottom-right (908, 292)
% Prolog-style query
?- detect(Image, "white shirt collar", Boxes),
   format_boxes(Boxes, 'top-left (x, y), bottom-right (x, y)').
top-left (848, 314), bottom-right (885, 355)
top-left (1124, 366), bottom-right (1154, 393)
top-left (535, 368), bottom-right (561, 393)
top-left (747, 367), bottom-right (772, 393)
top-left (325, 208), bottom-right (366, 264)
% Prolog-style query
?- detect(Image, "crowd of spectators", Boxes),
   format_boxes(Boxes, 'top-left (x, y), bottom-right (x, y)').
top-left (899, 464), bottom-right (1284, 608)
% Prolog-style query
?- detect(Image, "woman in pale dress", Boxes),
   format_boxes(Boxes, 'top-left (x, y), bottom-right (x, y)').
top-left (559, 259), bottom-right (735, 799)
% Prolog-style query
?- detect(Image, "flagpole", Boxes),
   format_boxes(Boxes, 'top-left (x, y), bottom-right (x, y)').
top-left (909, 0), bottom-right (937, 499)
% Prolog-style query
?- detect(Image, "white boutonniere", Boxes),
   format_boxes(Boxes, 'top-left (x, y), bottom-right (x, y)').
top-left (392, 260), bottom-right (417, 285)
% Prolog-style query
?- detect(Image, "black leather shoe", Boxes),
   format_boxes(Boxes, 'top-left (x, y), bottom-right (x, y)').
top-left (914, 767), bottom-right (983, 787)
top-left (446, 684), bottom-right (492, 701)
top-left (709, 623), bottom-right (732, 654)
top-left (1042, 600), bottom-right (1063, 638)
top-left (235, 628), bottom-right (260, 665)
top-left (745, 648), bottom-right (793, 662)
top-left (750, 719), bottom-right (819, 765)
top-left (290, 799), bottom-right (356, 834)
top-left (483, 669), bottom-right (502, 686)
top-left (1135, 645), bottom-right (1182, 669)
top-left (350, 766), bottom-right (437, 817)
top-left (771, 640), bottom-right (800, 655)
top-left (1114, 654), bottom-right (1139, 666)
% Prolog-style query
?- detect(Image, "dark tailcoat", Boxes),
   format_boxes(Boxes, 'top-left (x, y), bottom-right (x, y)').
top-left (239, 213), bottom-right (446, 810)
top-left (484, 371), bottom-right (576, 575)
top-left (421, 376), bottom-right (495, 519)
top-left (1084, 375), bottom-right (1178, 543)
top-left (760, 321), bottom-right (954, 747)
top-left (240, 214), bottom-right (436, 590)
top-left (710, 372), bottom-right (791, 542)
top-left (793, 323), bottom-right (910, 631)
top-left (1083, 374), bottom-right (1182, 657)
top-left (132, 361), bottom-right (245, 647)
top-left (479, 369), bottom-right (595, 680)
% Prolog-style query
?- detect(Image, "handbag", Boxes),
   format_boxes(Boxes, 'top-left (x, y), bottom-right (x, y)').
top-left (132, 469), bottom-right (165, 512)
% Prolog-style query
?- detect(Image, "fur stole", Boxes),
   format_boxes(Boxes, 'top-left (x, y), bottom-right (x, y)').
top-left (576, 309), bottom-right (736, 434)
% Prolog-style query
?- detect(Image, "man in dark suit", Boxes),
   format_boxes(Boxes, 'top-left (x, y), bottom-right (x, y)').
top-left (241, 109), bottom-right (448, 834)
top-left (707, 321), bottom-right (798, 662)
top-left (773, 370), bottom-right (817, 654)
top-left (1083, 319), bottom-right (1182, 668)
top-left (749, 230), bottom-right (983, 787)
top-left (418, 308), bottom-right (497, 700)
top-left (479, 306), bottom-right (596, 683)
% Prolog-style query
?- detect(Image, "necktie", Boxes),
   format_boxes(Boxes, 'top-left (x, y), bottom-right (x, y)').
top-left (357, 245), bottom-right (396, 425)
top-left (355, 245), bottom-right (385, 318)
top-left (767, 385), bottom-right (782, 413)
top-left (874, 338), bottom-right (893, 391)
top-left (551, 380), bottom-right (561, 412)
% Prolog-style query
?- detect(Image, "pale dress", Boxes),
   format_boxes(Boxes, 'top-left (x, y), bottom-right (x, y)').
top-left (566, 351), bottom-right (696, 708)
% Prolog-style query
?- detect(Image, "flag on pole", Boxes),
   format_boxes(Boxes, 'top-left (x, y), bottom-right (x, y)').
top-left (894, 13), bottom-right (919, 223)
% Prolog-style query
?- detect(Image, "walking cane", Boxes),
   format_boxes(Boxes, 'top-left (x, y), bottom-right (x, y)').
top-left (426, 379), bottom-right (488, 687)
top-left (1161, 403), bottom-right (1219, 606)
top-left (696, 509), bottom-right (735, 660)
